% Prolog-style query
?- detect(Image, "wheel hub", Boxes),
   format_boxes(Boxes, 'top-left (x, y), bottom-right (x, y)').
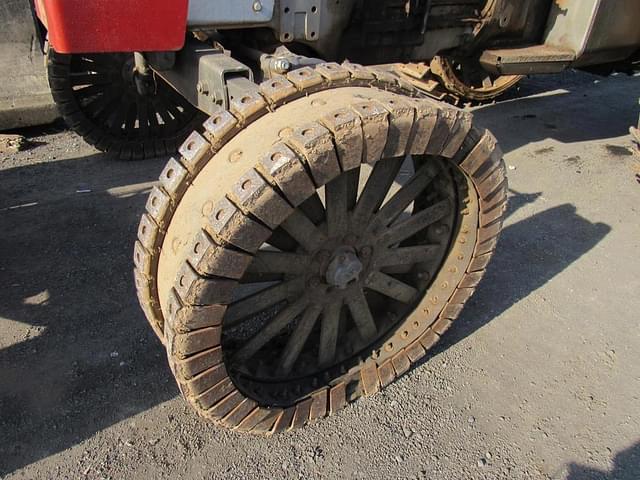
top-left (324, 246), bottom-right (363, 289)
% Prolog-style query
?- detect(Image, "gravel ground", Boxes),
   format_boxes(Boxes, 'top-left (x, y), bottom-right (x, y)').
top-left (1, 71), bottom-right (639, 480)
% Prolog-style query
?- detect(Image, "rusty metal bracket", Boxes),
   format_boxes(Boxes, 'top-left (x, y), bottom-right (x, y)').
top-left (156, 39), bottom-right (253, 114)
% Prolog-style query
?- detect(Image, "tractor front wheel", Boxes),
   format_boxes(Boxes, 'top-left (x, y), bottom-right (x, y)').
top-left (134, 65), bottom-right (507, 432)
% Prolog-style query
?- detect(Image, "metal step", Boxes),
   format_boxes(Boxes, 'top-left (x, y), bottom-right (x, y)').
top-left (480, 45), bottom-right (576, 76)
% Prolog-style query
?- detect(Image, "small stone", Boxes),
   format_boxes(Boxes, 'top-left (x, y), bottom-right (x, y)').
top-left (467, 416), bottom-right (476, 424)
top-left (486, 452), bottom-right (492, 459)
top-left (0, 134), bottom-right (27, 153)
top-left (508, 165), bottom-right (517, 170)
top-left (477, 458), bottom-right (487, 467)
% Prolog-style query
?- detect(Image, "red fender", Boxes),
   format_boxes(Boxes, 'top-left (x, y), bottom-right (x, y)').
top-left (35, 0), bottom-right (188, 53)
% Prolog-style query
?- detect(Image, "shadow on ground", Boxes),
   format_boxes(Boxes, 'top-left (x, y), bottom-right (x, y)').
top-left (0, 154), bottom-right (174, 474)
top-left (0, 72), bottom-right (632, 474)
top-left (473, 73), bottom-right (638, 154)
top-left (566, 441), bottom-right (640, 480)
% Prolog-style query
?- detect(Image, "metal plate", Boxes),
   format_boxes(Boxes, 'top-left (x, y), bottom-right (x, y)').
top-left (188, 0), bottom-right (275, 28)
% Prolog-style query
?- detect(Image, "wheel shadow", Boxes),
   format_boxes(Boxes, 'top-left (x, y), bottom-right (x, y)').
top-left (431, 192), bottom-right (610, 353)
top-left (0, 153), bottom-right (175, 475)
top-left (565, 441), bottom-right (640, 480)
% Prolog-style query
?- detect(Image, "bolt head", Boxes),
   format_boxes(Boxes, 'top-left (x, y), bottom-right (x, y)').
top-left (252, 1), bottom-right (262, 12)
top-left (417, 272), bottom-right (430, 281)
top-left (273, 58), bottom-right (291, 73)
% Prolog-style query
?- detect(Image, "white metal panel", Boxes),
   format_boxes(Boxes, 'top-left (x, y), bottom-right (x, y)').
top-left (187, 0), bottom-right (275, 27)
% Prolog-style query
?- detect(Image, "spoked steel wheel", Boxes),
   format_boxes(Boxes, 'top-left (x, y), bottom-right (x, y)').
top-left (47, 50), bottom-right (205, 160)
top-left (223, 156), bottom-right (461, 405)
top-left (431, 56), bottom-right (523, 103)
top-left (134, 64), bottom-right (507, 432)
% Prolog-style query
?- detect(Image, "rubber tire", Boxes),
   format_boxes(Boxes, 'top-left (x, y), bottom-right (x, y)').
top-left (134, 66), bottom-right (507, 433)
top-left (47, 50), bottom-right (206, 160)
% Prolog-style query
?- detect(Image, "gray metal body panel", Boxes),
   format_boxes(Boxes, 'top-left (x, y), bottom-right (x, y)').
top-left (187, 0), bottom-right (275, 28)
top-left (544, 0), bottom-right (640, 67)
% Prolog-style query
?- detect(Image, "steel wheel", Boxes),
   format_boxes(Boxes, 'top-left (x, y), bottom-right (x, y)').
top-left (134, 65), bottom-right (507, 432)
top-left (223, 154), bottom-right (459, 405)
top-left (431, 56), bottom-right (523, 103)
top-left (47, 50), bottom-right (206, 160)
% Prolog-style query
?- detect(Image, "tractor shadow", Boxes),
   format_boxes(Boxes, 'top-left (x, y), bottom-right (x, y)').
top-left (0, 152), bottom-right (175, 475)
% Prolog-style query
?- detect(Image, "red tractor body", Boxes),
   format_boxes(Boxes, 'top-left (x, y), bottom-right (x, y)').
top-left (35, 0), bottom-right (188, 53)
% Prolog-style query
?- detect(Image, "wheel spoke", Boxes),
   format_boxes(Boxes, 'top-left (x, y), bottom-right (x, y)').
top-left (351, 157), bottom-right (404, 231)
top-left (106, 100), bottom-right (129, 134)
top-left (365, 271), bottom-right (418, 304)
top-left (299, 193), bottom-right (325, 225)
top-left (278, 304), bottom-right (322, 375)
top-left (318, 301), bottom-right (342, 367)
top-left (95, 91), bottom-right (127, 125)
top-left (83, 87), bottom-right (120, 117)
top-left (69, 73), bottom-right (110, 87)
top-left (375, 244), bottom-right (440, 269)
top-left (373, 163), bottom-right (439, 229)
top-left (137, 99), bottom-right (150, 137)
top-left (231, 296), bottom-right (310, 364)
top-left (346, 166), bottom-right (360, 210)
top-left (146, 101), bottom-right (160, 136)
top-left (74, 84), bottom-right (106, 100)
top-left (266, 227), bottom-right (298, 252)
top-left (225, 278), bottom-right (305, 327)
top-left (123, 100), bottom-right (138, 134)
top-left (281, 209), bottom-right (327, 253)
top-left (379, 199), bottom-right (451, 246)
top-left (247, 251), bottom-right (310, 275)
top-left (345, 288), bottom-right (377, 343)
top-left (325, 174), bottom-right (349, 238)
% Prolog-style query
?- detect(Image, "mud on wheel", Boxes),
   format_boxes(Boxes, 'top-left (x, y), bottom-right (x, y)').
top-left (134, 64), bottom-right (507, 433)
top-left (47, 49), bottom-right (205, 160)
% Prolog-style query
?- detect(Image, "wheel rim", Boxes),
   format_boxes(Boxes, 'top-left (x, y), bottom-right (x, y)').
top-left (432, 56), bottom-right (522, 102)
top-left (67, 53), bottom-right (199, 141)
top-left (222, 155), bottom-right (463, 405)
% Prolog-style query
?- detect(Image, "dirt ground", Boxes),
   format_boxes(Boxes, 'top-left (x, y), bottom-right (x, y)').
top-left (1, 71), bottom-right (639, 480)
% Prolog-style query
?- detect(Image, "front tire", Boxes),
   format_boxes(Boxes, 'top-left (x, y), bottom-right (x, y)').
top-left (134, 65), bottom-right (507, 432)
